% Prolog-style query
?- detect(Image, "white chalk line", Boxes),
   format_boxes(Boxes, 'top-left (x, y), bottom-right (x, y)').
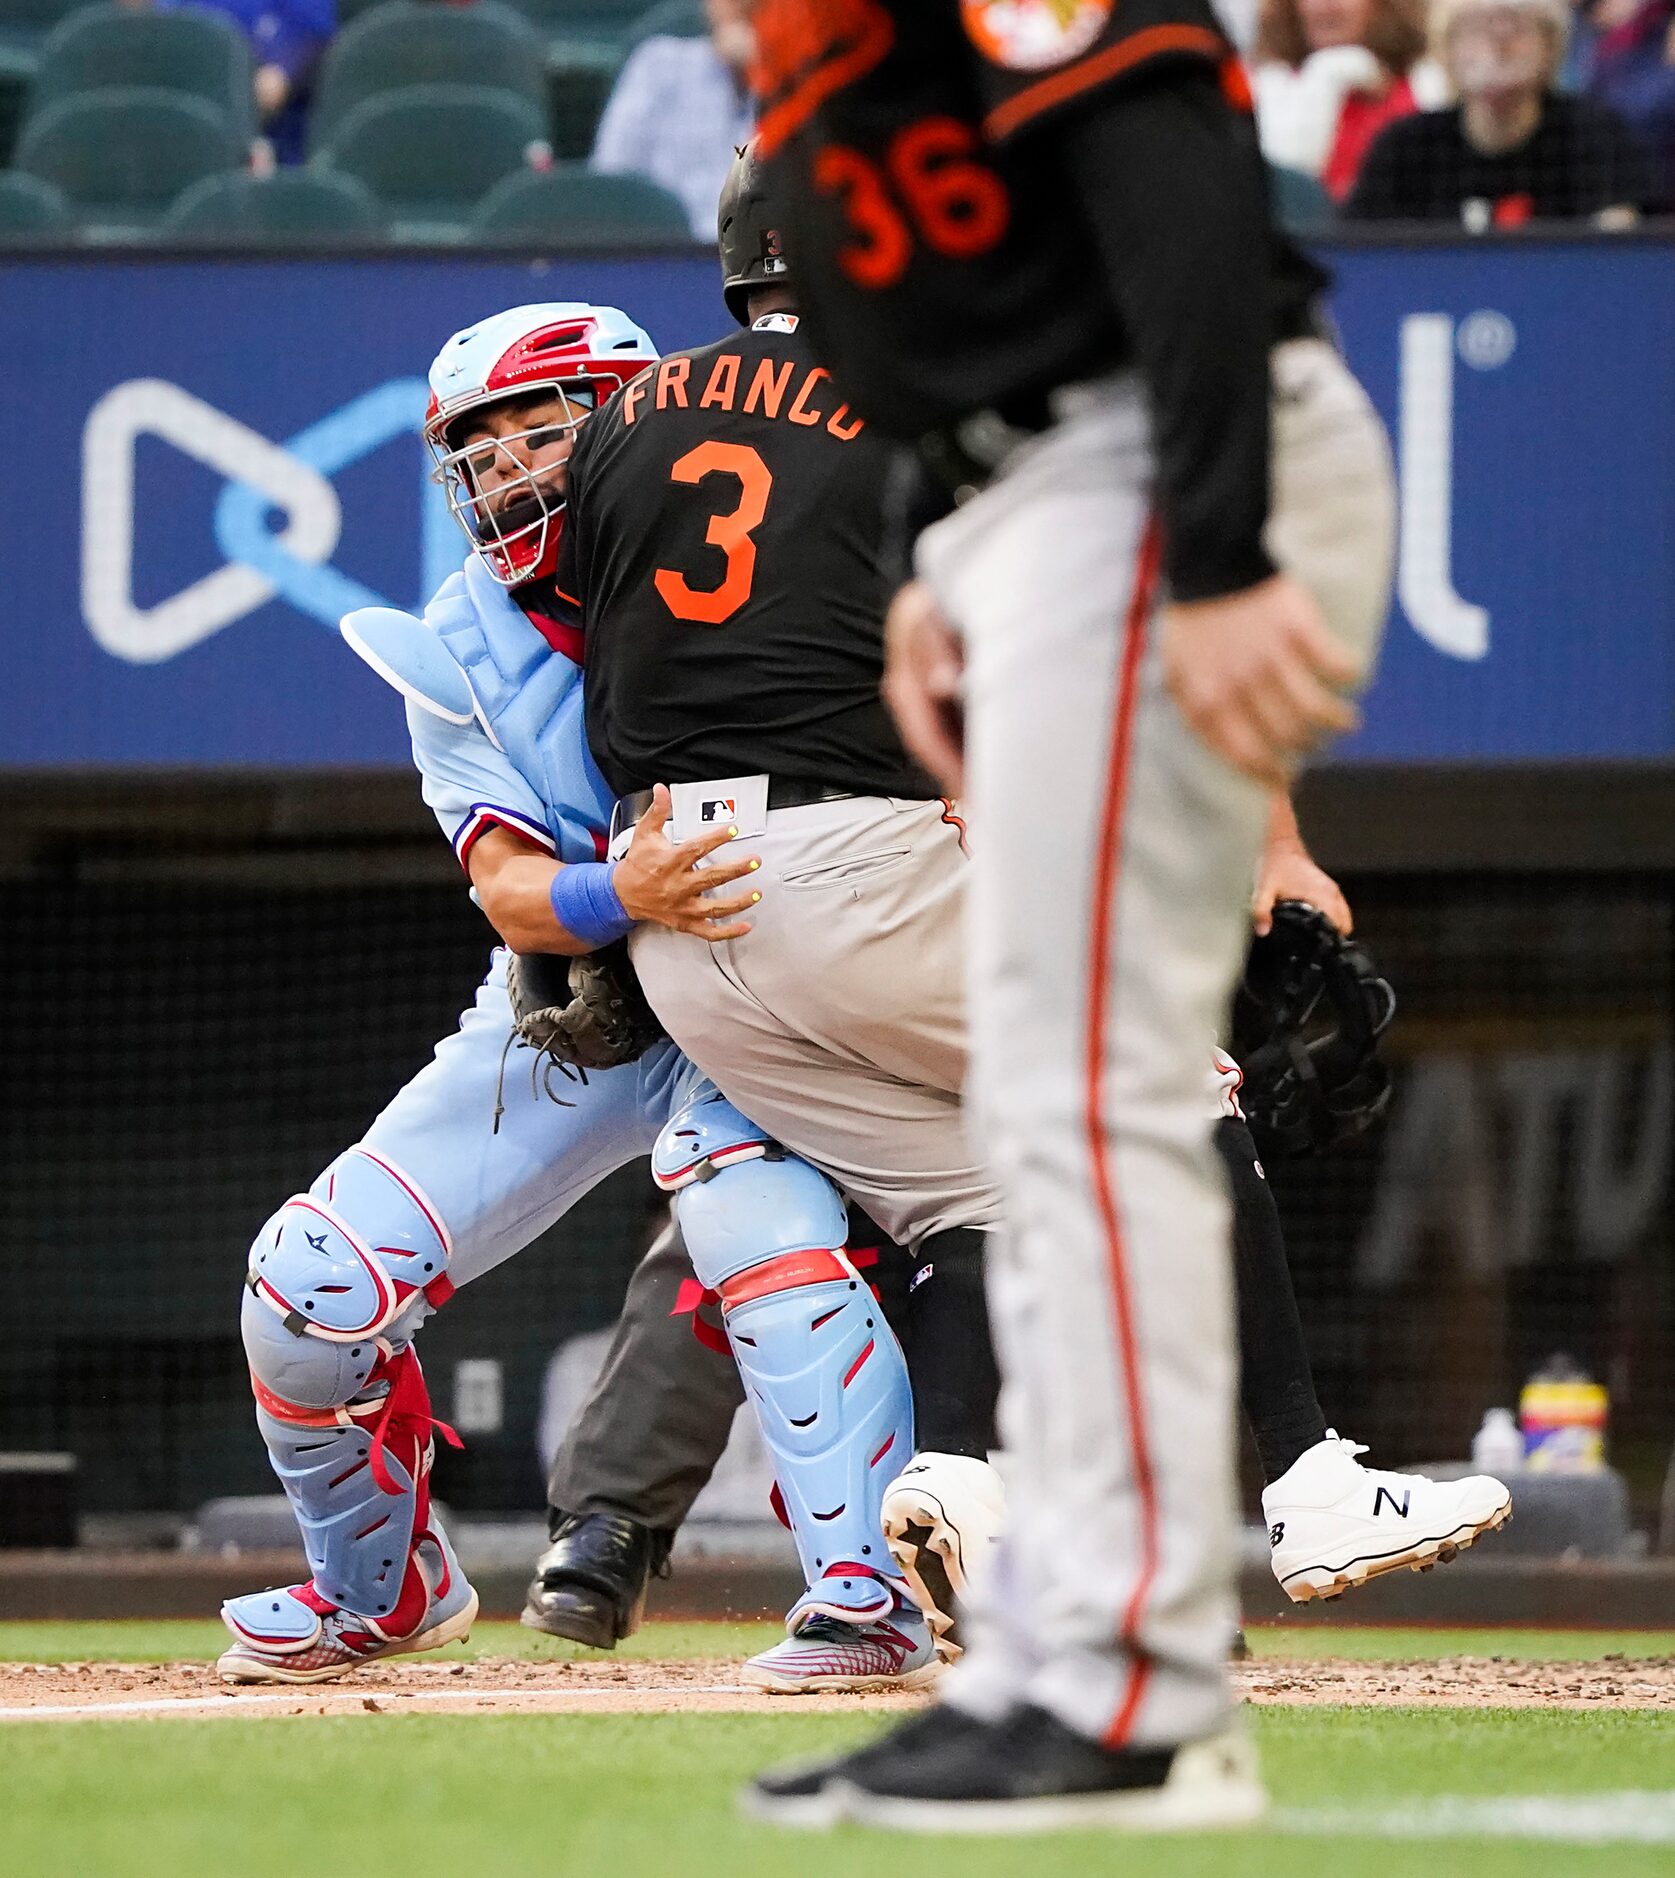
top-left (0, 1682), bottom-right (755, 1721)
top-left (1277, 1791), bottom-right (1675, 1846)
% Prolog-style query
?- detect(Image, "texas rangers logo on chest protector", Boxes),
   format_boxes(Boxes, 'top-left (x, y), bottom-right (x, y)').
top-left (962, 0), bottom-right (1112, 68)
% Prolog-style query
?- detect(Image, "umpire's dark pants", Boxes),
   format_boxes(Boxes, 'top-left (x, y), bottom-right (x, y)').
top-left (544, 1217), bottom-right (743, 1530)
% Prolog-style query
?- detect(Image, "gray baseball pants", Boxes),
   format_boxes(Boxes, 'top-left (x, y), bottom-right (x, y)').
top-left (914, 338), bottom-right (1394, 1748)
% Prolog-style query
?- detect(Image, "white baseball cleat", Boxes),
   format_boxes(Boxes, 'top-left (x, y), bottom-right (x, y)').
top-left (882, 1452), bottom-right (1006, 1661)
top-left (1262, 1432), bottom-right (1512, 1603)
top-left (742, 1604), bottom-right (944, 1695)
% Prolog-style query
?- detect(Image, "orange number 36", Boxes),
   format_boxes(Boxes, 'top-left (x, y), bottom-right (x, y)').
top-left (654, 441), bottom-right (774, 625)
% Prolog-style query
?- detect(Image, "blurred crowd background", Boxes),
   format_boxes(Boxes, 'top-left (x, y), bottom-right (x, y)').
top-left (0, 0), bottom-right (1670, 242)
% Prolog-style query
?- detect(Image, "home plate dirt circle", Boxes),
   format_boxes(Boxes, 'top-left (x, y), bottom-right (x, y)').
top-left (3, 1654), bottom-right (1674, 1721)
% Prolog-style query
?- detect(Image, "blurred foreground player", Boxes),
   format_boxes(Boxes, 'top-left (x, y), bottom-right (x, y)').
top-left (748, 0), bottom-right (1397, 1831)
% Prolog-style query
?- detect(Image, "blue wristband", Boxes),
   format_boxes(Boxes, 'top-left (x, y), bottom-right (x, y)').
top-left (549, 861), bottom-right (634, 950)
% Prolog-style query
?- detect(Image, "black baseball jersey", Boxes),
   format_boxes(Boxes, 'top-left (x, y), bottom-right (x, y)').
top-left (751, 0), bottom-right (1328, 601)
top-left (555, 316), bottom-right (935, 801)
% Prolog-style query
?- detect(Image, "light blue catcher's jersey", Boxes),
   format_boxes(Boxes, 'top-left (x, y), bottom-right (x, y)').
top-left (343, 551), bottom-right (616, 877)
top-left (407, 702), bottom-right (566, 873)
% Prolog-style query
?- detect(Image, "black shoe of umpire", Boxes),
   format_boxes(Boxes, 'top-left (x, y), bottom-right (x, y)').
top-left (520, 1510), bottom-right (673, 1649)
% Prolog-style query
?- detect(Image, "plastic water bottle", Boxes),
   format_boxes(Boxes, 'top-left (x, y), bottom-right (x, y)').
top-left (1520, 1355), bottom-right (1608, 1474)
top-left (1471, 1407), bottom-right (1524, 1476)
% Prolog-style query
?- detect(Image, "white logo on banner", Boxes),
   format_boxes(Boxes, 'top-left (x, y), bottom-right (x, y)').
top-left (82, 379), bottom-right (342, 664)
top-left (1396, 311), bottom-right (1514, 662)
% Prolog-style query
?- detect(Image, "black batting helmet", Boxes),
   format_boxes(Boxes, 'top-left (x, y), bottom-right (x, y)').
top-left (718, 141), bottom-right (790, 327)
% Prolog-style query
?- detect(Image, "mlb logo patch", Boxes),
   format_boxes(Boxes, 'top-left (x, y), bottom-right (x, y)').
top-left (701, 798), bottom-right (737, 823)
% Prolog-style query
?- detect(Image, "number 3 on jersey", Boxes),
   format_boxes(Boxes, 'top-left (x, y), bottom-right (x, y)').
top-left (654, 441), bottom-right (773, 626)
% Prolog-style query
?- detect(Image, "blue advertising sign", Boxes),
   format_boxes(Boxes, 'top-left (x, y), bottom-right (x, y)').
top-left (0, 240), bottom-right (1670, 768)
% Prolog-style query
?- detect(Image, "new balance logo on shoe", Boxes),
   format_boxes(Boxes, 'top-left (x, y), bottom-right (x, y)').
top-left (1372, 1486), bottom-right (1412, 1518)
top-left (1268, 1522), bottom-right (1284, 1548)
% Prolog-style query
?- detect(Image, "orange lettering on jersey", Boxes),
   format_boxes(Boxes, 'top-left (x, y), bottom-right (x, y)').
top-left (826, 403), bottom-right (865, 442)
top-left (743, 356), bottom-right (796, 419)
top-left (787, 366), bottom-right (829, 427)
top-left (655, 357), bottom-right (691, 410)
top-left (621, 373), bottom-right (652, 427)
top-left (699, 353), bottom-right (741, 412)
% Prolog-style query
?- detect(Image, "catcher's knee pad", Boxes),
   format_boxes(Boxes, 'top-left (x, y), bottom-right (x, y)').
top-left (240, 1148), bottom-right (459, 1618)
top-left (652, 1094), bottom-right (913, 1592)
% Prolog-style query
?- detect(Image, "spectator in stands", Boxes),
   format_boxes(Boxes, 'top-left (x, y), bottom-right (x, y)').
top-left (1347, 0), bottom-right (1662, 221)
top-left (1587, 0), bottom-right (1675, 195)
top-left (154, 0), bottom-right (335, 164)
top-left (1254, 0), bottom-right (1448, 198)
top-left (589, 0), bottom-right (755, 240)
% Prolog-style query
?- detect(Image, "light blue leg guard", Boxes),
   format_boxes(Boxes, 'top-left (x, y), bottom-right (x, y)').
top-left (229, 1145), bottom-right (466, 1632)
top-left (653, 1093), bottom-right (914, 1629)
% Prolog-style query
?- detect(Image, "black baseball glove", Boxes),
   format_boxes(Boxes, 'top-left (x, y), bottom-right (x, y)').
top-left (1230, 900), bottom-right (1397, 1158)
top-left (507, 941), bottom-right (666, 1073)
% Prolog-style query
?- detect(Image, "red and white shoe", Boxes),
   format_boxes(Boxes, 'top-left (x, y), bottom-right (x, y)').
top-left (743, 1604), bottom-right (942, 1695)
top-left (1263, 1433), bottom-right (1512, 1603)
top-left (217, 1528), bottom-right (478, 1683)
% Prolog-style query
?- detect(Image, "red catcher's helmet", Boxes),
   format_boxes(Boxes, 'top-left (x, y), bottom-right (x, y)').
top-left (423, 302), bottom-right (657, 587)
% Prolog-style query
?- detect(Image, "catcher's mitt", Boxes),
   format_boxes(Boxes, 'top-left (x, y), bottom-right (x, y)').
top-left (507, 941), bottom-right (666, 1073)
top-left (1230, 900), bottom-right (1396, 1158)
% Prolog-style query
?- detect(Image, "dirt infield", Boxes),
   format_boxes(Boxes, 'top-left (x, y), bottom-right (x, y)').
top-left (3, 1652), bottom-right (1674, 1721)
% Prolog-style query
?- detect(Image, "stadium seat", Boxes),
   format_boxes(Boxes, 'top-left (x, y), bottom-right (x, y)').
top-left (0, 168), bottom-right (72, 235)
top-left (161, 169), bottom-right (384, 241)
top-left (0, 0), bottom-right (83, 163)
top-left (625, 0), bottom-right (705, 47)
top-left (470, 164), bottom-right (690, 243)
top-left (1269, 164), bottom-right (1335, 236)
top-left (309, 1), bottom-right (548, 153)
top-left (13, 87), bottom-right (246, 239)
top-left (312, 84), bottom-right (549, 242)
top-left (24, 5), bottom-right (256, 143)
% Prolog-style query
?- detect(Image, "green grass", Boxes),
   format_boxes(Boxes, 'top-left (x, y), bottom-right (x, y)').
top-left (4, 1618), bottom-right (1672, 1665)
top-left (1247, 1626), bottom-right (1675, 1662)
top-left (6, 1708), bottom-right (1675, 1877)
top-left (0, 1618), bottom-right (777, 1663)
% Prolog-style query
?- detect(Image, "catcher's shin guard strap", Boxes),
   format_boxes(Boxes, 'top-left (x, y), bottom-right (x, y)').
top-left (247, 1345), bottom-right (458, 1621)
top-left (662, 1113), bottom-right (912, 1591)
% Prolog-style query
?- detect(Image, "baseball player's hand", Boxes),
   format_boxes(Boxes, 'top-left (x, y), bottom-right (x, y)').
top-left (615, 785), bottom-right (762, 942)
top-left (883, 579), bottom-right (965, 794)
top-left (1253, 845), bottom-right (1353, 936)
top-left (1162, 574), bottom-right (1359, 788)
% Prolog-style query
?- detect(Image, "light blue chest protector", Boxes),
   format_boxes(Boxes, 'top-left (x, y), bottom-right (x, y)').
top-left (343, 553), bottom-right (614, 865)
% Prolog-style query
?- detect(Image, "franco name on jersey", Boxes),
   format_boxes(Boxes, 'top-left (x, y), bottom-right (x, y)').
top-left (621, 347), bottom-right (867, 443)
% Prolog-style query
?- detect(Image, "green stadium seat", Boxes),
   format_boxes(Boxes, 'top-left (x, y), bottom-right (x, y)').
top-left (0, 0), bottom-right (84, 164)
top-left (13, 87), bottom-right (246, 239)
top-left (309, 1), bottom-right (547, 154)
top-left (470, 164), bottom-right (690, 243)
top-left (161, 169), bottom-right (385, 241)
top-left (0, 168), bottom-right (72, 236)
top-left (312, 84), bottom-right (548, 242)
top-left (542, 2), bottom-right (705, 160)
top-left (25, 5), bottom-right (256, 143)
top-left (1269, 164), bottom-right (1335, 236)
top-left (626, 0), bottom-right (705, 48)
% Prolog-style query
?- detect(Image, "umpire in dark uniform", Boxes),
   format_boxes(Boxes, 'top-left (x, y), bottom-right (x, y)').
top-left (745, 0), bottom-right (1396, 1832)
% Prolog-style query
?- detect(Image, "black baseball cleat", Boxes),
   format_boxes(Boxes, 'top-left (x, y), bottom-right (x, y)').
top-left (758, 1701), bottom-right (1267, 1835)
top-left (520, 1510), bottom-right (672, 1649)
top-left (742, 1703), bottom-right (995, 1829)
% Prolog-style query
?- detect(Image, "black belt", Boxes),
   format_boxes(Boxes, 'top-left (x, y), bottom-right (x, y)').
top-left (612, 780), bottom-right (858, 842)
